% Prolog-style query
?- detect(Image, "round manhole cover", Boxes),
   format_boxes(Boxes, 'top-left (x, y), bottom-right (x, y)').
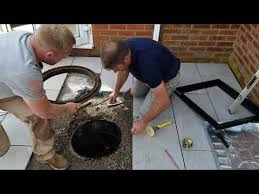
top-left (71, 120), bottom-right (122, 159)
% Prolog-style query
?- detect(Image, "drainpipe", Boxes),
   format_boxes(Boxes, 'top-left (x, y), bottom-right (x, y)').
top-left (153, 24), bottom-right (161, 42)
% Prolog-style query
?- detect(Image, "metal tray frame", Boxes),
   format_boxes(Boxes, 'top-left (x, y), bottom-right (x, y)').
top-left (174, 79), bottom-right (259, 131)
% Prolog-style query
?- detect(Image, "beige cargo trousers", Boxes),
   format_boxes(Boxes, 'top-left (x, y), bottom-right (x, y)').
top-left (0, 96), bottom-right (55, 161)
top-left (131, 70), bottom-right (181, 116)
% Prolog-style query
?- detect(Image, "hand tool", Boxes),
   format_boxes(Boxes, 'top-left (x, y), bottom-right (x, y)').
top-left (77, 97), bottom-right (109, 110)
top-left (145, 121), bottom-right (173, 137)
top-left (107, 97), bottom-right (124, 108)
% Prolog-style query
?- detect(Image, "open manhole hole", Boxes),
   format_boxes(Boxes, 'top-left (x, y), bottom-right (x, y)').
top-left (71, 120), bottom-right (122, 159)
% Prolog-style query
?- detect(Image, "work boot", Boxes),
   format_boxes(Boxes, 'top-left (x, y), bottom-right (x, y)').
top-left (43, 154), bottom-right (70, 170)
top-left (0, 126), bottom-right (10, 157)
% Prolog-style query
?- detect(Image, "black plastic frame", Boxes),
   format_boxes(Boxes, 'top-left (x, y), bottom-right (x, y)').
top-left (174, 79), bottom-right (259, 131)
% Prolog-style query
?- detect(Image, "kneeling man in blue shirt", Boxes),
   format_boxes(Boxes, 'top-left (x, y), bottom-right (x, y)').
top-left (100, 38), bottom-right (181, 135)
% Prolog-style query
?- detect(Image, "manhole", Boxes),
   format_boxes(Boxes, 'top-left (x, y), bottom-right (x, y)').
top-left (71, 119), bottom-right (122, 159)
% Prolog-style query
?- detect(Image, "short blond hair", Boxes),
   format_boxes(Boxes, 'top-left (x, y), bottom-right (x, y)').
top-left (35, 24), bottom-right (76, 52)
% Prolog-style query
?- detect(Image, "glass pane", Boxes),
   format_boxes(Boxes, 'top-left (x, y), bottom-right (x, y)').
top-left (10, 24), bottom-right (27, 28)
top-left (64, 24), bottom-right (80, 38)
top-left (57, 72), bottom-right (95, 102)
top-left (10, 24), bottom-right (34, 33)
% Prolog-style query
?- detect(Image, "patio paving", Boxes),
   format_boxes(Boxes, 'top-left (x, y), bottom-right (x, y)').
top-left (0, 57), bottom-right (252, 170)
top-left (133, 62), bottom-right (252, 170)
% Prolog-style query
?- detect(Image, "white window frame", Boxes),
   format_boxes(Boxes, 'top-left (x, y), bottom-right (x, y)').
top-left (0, 24), bottom-right (35, 33)
top-left (0, 24), bottom-right (93, 49)
top-left (0, 24), bottom-right (9, 33)
top-left (73, 24), bottom-right (93, 49)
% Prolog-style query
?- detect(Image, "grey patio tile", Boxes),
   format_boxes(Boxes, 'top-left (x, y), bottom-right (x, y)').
top-left (1, 114), bottom-right (32, 146)
top-left (45, 89), bottom-right (60, 102)
top-left (206, 86), bottom-right (254, 123)
top-left (183, 150), bottom-right (218, 170)
top-left (133, 143), bottom-right (184, 170)
top-left (132, 74), bottom-right (201, 169)
top-left (197, 63), bottom-right (234, 77)
top-left (100, 69), bottom-right (133, 92)
top-left (42, 57), bottom-right (74, 72)
top-left (133, 125), bottom-right (184, 170)
top-left (177, 63), bottom-right (205, 93)
top-left (72, 57), bottom-right (102, 74)
top-left (172, 93), bottom-right (217, 151)
top-left (133, 102), bottom-right (184, 170)
top-left (0, 146), bottom-right (32, 170)
top-left (43, 73), bottom-right (67, 91)
top-left (178, 63), bottom-right (202, 84)
top-left (201, 74), bottom-right (243, 92)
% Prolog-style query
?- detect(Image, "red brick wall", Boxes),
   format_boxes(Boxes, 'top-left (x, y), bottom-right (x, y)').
top-left (71, 24), bottom-right (258, 105)
top-left (229, 24), bottom-right (259, 106)
top-left (71, 24), bottom-right (154, 56)
top-left (160, 24), bottom-right (240, 63)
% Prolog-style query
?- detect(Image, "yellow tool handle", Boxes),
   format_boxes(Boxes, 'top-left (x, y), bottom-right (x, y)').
top-left (157, 121), bottom-right (172, 129)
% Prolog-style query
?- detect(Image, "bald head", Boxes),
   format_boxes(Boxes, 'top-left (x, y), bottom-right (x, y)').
top-left (100, 39), bottom-right (130, 70)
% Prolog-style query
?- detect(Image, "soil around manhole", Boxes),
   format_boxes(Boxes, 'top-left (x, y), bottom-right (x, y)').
top-left (26, 93), bottom-right (132, 170)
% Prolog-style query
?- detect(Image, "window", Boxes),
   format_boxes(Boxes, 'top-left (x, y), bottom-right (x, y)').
top-left (0, 24), bottom-right (93, 49)
top-left (65, 24), bottom-right (93, 48)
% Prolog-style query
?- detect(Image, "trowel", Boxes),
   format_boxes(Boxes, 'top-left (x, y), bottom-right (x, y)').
top-left (77, 97), bottom-right (109, 110)
top-left (107, 97), bottom-right (125, 107)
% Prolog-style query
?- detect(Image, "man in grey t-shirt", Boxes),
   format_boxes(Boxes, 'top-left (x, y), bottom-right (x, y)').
top-left (0, 25), bottom-right (80, 170)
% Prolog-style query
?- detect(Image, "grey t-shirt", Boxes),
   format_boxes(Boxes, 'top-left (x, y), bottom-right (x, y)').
top-left (0, 31), bottom-right (45, 101)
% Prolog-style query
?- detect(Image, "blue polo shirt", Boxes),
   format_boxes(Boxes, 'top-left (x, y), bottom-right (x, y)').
top-left (127, 38), bottom-right (180, 88)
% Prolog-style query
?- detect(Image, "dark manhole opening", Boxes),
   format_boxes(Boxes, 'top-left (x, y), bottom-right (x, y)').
top-left (71, 119), bottom-right (122, 159)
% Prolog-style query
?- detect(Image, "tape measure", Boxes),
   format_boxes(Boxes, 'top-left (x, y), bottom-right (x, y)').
top-left (182, 138), bottom-right (193, 149)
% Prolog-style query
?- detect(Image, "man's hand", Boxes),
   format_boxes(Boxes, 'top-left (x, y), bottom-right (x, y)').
top-left (65, 102), bottom-right (81, 113)
top-left (109, 91), bottom-right (119, 104)
top-left (131, 118), bottom-right (148, 135)
top-left (25, 95), bottom-right (81, 119)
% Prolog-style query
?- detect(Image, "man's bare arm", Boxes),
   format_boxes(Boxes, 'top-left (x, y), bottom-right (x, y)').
top-left (142, 81), bottom-right (171, 123)
top-left (130, 81), bottom-right (171, 134)
top-left (109, 70), bottom-right (130, 104)
top-left (114, 70), bottom-right (129, 93)
top-left (24, 95), bottom-right (79, 119)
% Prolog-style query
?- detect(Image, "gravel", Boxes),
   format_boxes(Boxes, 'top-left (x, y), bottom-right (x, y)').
top-left (26, 93), bottom-right (132, 170)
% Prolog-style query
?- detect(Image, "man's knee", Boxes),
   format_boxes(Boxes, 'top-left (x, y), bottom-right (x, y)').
top-left (131, 88), bottom-right (149, 97)
top-left (131, 79), bottom-right (150, 97)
